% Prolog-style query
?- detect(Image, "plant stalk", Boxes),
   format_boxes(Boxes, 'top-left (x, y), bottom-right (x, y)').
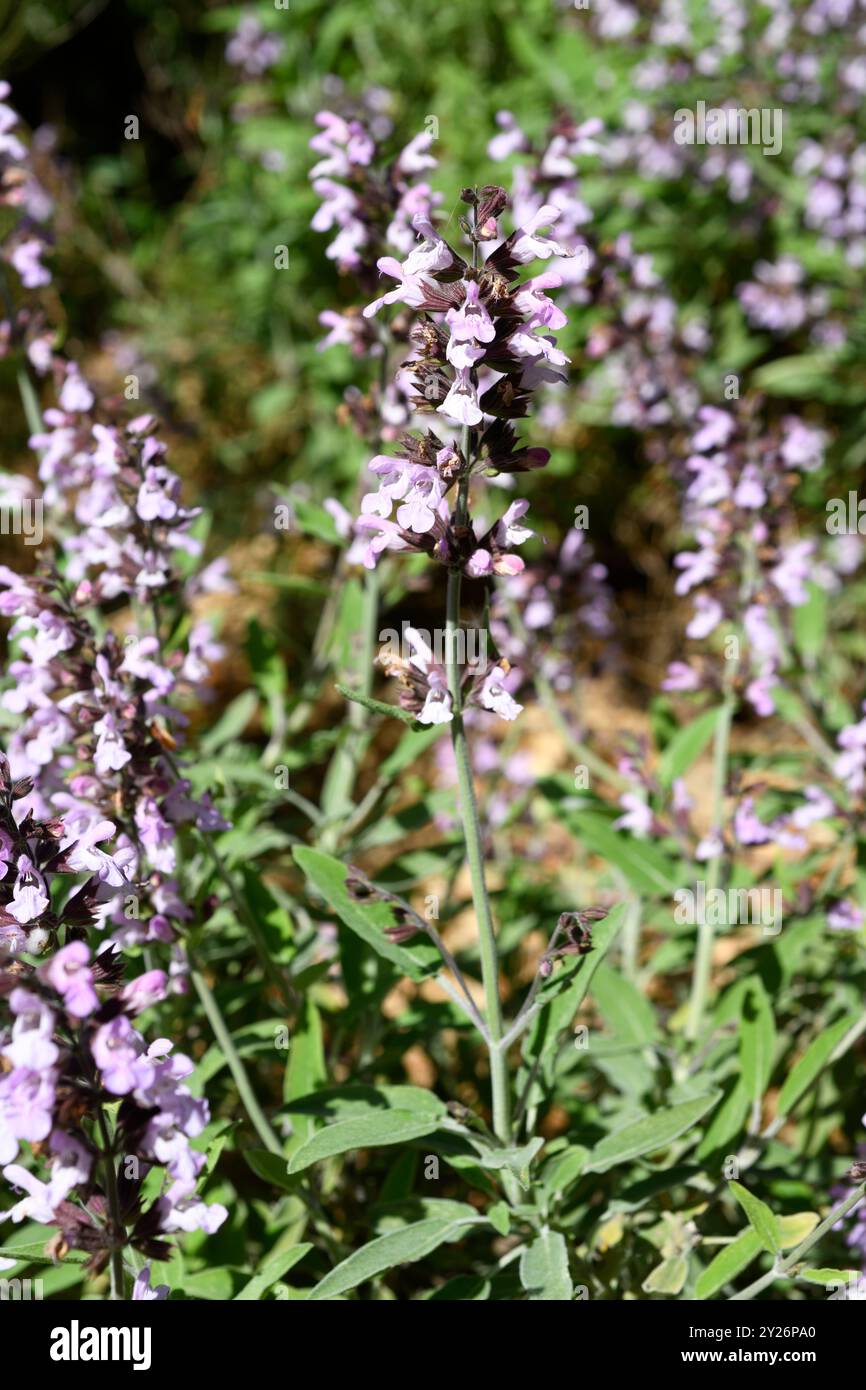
top-left (445, 471), bottom-right (511, 1146)
top-left (191, 965), bottom-right (283, 1156)
top-left (686, 690), bottom-right (735, 1042)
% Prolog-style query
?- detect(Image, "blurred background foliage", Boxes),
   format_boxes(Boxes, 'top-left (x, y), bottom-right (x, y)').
top-left (2, 0), bottom-right (864, 691)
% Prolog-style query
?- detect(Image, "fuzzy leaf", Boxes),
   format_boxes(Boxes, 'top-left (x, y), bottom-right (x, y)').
top-left (308, 1210), bottom-right (482, 1300)
top-left (519, 1230), bottom-right (573, 1301)
top-left (287, 1110), bottom-right (442, 1174)
top-left (696, 1229), bottom-right (762, 1300)
top-left (729, 1181), bottom-right (780, 1254)
top-left (292, 847), bottom-right (439, 980)
top-left (584, 1092), bottom-right (720, 1174)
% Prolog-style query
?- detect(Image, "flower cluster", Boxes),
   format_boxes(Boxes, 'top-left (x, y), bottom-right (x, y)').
top-left (0, 81), bottom-right (53, 296)
top-left (310, 107), bottom-right (439, 287)
top-left (0, 86), bottom-right (229, 1279)
top-left (379, 626), bottom-right (522, 727)
top-left (663, 403), bottom-right (836, 717)
top-left (0, 756), bottom-right (226, 1270)
top-left (354, 188), bottom-right (572, 576)
top-left (488, 113), bottom-right (707, 437)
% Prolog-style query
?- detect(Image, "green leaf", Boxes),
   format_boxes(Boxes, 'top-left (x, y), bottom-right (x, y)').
top-left (235, 1244), bottom-right (313, 1300)
top-left (334, 683), bottom-right (418, 725)
top-left (801, 1267), bottom-right (860, 1287)
top-left (283, 1083), bottom-right (446, 1122)
top-left (642, 1254), bottom-right (689, 1295)
top-left (200, 690), bottom-right (258, 755)
top-left (739, 980), bottom-right (776, 1108)
top-left (284, 995), bottom-right (326, 1148)
top-left (584, 1092), bottom-right (720, 1174)
top-left (542, 1146), bottom-right (589, 1196)
top-left (592, 962), bottom-right (659, 1046)
top-left (777, 1212), bottom-right (819, 1249)
top-left (292, 847), bottom-right (439, 981)
top-left (562, 811), bottom-right (678, 895)
top-left (776, 1015), bottom-right (855, 1118)
top-left (752, 352), bottom-right (841, 400)
top-left (793, 582), bottom-right (828, 664)
top-left (308, 1210), bottom-right (482, 1300)
top-left (658, 706), bottom-right (723, 787)
top-left (287, 1110), bottom-right (442, 1174)
top-left (379, 725), bottom-right (447, 779)
top-left (729, 1181), bottom-right (780, 1255)
top-left (0, 1233), bottom-right (88, 1267)
top-left (519, 1231), bottom-right (573, 1301)
top-left (696, 1229), bottom-right (762, 1300)
top-left (696, 1077), bottom-right (750, 1160)
top-left (244, 1150), bottom-right (296, 1192)
top-left (473, 1136), bottom-right (544, 1189)
top-left (487, 1201), bottom-right (511, 1237)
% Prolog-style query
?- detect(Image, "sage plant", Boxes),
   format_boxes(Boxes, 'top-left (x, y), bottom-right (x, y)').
top-left (330, 184), bottom-right (588, 1146)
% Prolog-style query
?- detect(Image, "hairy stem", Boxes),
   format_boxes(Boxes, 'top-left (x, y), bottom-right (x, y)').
top-left (191, 965), bottom-right (283, 1156)
top-left (95, 1106), bottom-right (126, 1300)
top-left (446, 472), bottom-right (511, 1146)
top-left (686, 689), bottom-right (736, 1043)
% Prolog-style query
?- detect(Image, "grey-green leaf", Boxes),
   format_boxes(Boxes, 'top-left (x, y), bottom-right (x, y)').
top-left (729, 1181), bottom-right (780, 1255)
top-left (776, 1015), bottom-right (856, 1118)
top-left (308, 1212), bottom-right (482, 1300)
top-left (234, 1244), bottom-right (313, 1300)
top-left (739, 979), bottom-right (776, 1107)
top-left (287, 1110), bottom-right (442, 1174)
top-left (292, 846), bottom-right (439, 980)
top-left (519, 1231), bottom-right (574, 1301)
top-left (584, 1092), bottom-right (720, 1174)
top-left (696, 1228), bottom-right (762, 1300)
top-left (658, 706), bottom-right (723, 787)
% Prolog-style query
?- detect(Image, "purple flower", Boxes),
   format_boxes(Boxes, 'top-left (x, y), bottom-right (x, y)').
top-left (0, 1066), bottom-right (56, 1162)
top-left (8, 856), bottom-right (49, 924)
top-left (0, 1163), bottom-right (56, 1224)
top-left (437, 369), bottom-right (483, 426)
top-left (91, 1016), bottom-right (144, 1095)
top-left (477, 667), bottom-right (523, 722)
top-left (60, 818), bottom-right (129, 887)
top-left (827, 900), bottom-right (864, 932)
top-left (9, 237), bottom-right (50, 288)
top-left (38, 942), bottom-right (99, 1019)
top-left (614, 792), bottom-right (653, 838)
top-left (133, 1265), bottom-right (169, 1301)
top-left (734, 796), bottom-right (772, 846)
top-left (225, 16), bottom-right (284, 77)
top-left (121, 970), bottom-right (169, 1014)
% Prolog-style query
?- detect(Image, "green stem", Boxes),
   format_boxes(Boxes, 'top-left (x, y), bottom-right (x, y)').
top-left (729, 1182), bottom-right (866, 1301)
top-left (686, 691), bottom-right (736, 1043)
top-left (445, 477), bottom-right (511, 1146)
top-left (191, 966), bottom-right (283, 1156)
top-left (95, 1106), bottom-right (126, 1300)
